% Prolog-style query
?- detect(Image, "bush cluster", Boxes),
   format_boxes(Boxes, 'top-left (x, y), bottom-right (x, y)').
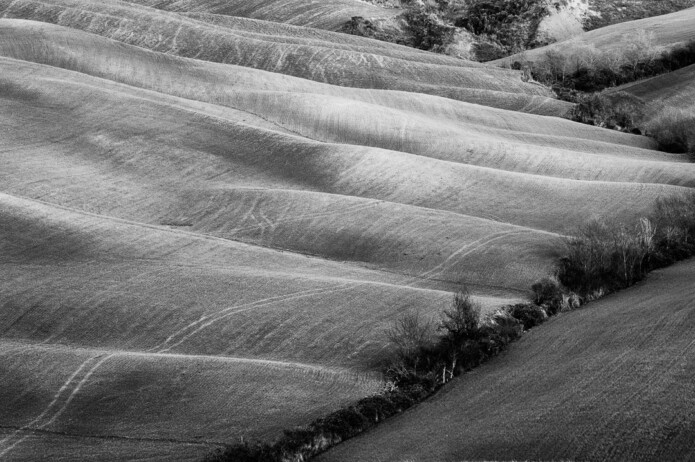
top-left (567, 91), bottom-right (645, 132)
top-left (559, 194), bottom-right (695, 298)
top-left (385, 290), bottom-right (523, 389)
top-left (650, 194), bottom-right (695, 264)
top-left (456, 0), bottom-right (549, 55)
top-left (645, 107), bottom-right (695, 156)
top-left (403, 9), bottom-right (456, 51)
top-left (505, 302), bottom-right (547, 330)
top-left (341, 1), bottom-right (457, 53)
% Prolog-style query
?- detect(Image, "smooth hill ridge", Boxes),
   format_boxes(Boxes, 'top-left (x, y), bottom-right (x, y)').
top-left (320, 258), bottom-right (695, 462)
top-left (0, 0), bottom-right (573, 114)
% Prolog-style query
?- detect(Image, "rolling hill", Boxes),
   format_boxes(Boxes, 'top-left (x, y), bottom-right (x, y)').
top-left (320, 258), bottom-right (695, 461)
top-left (1, 2), bottom-right (694, 461)
top-left (0, 0), bottom-right (574, 115)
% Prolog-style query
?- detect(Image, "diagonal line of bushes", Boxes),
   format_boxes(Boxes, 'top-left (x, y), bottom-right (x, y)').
top-left (205, 193), bottom-right (695, 462)
top-left (517, 38), bottom-right (695, 97)
top-left (559, 194), bottom-right (695, 298)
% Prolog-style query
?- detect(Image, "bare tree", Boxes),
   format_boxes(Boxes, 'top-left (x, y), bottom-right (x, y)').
top-left (386, 311), bottom-right (435, 361)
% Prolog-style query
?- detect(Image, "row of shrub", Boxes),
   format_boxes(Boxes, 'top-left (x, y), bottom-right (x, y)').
top-left (206, 287), bottom-right (571, 462)
top-left (519, 35), bottom-right (695, 156)
top-left (514, 38), bottom-right (695, 97)
top-left (564, 91), bottom-right (695, 158)
top-left (206, 194), bottom-right (695, 462)
top-left (558, 194), bottom-right (695, 299)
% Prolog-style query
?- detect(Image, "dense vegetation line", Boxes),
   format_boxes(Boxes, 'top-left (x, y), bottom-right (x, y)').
top-left (568, 92), bottom-right (695, 157)
top-left (510, 38), bottom-right (695, 155)
top-left (204, 193), bottom-right (695, 462)
top-left (515, 37), bottom-right (695, 97)
top-left (558, 194), bottom-right (695, 297)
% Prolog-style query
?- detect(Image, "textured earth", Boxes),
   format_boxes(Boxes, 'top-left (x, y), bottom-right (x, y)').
top-left (1, 2), bottom-right (694, 461)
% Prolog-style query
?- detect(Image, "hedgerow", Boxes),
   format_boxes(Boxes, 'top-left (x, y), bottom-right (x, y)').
top-left (514, 38), bottom-right (695, 99)
top-left (510, 38), bottom-right (695, 150)
top-left (205, 289), bottom-right (557, 462)
top-left (207, 194), bottom-right (695, 462)
top-left (559, 193), bottom-right (695, 298)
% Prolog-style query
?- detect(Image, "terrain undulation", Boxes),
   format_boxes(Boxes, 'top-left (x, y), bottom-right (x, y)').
top-left (1, 1), bottom-right (695, 461)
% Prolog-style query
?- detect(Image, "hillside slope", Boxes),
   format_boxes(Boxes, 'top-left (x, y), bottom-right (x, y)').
top-left (120, 0), bottom-right (400, 30)
top-left (495, 6), bottom-right (695, 65)
top-left (0, 0), bottom-right (573, 115)
top-left (1, 3), bottom-right (695, 460)
top-left (585, 0), bottom-right (695, 31)
top-left (321, 258), bottom-right (695, 462)
top-left (617, 63), bottom-right (695, 110)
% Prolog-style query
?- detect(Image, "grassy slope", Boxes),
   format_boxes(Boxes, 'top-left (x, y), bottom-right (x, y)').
top-left (0, 342), bottom-right (379, 455)
top-left (586, 0), bottom-right (695, 30)
top-left (617, 63), bottom-right (695, 110)
top-left (321, 258), bottom-right (695, 462)
top-left (4, 23), bottom-right (694, 185)
top-left (119, 0), bottom-right (400, 31)
top-left (0, 192), bottom-right (437, 459)
top-left (1, 4), bottom-right (695, 460)
top-left (0, 0), bottom-right (576, 115)
top-left (494, 6), bottom-right (695, 65)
